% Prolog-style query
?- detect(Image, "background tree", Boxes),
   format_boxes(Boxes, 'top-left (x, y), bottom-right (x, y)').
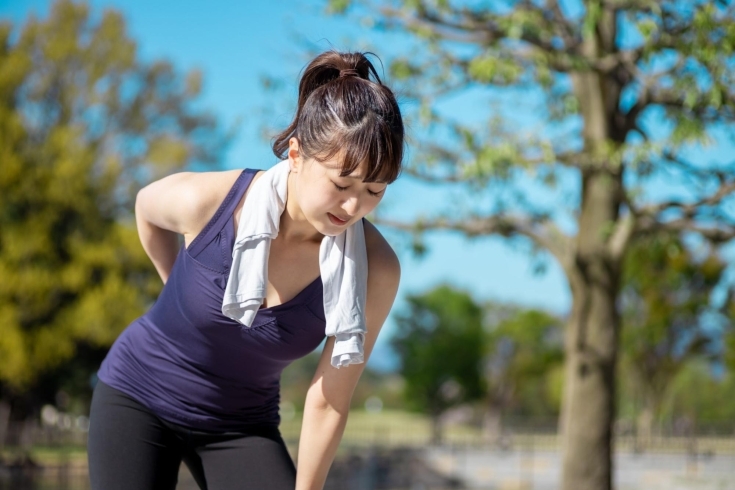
top-left (724, 301), bottom-right (735, 374)
top-left (482, 304), bottom-right (564, 441)
top-left (664, 359), bottom-right (735, 431)
top-left (619, 232), bottom-right (730, 448)
top-left (391, 284), bottom-right (485, 443)
top-left (0, 0), bottom-right (230, 446)
top-left (326, 1), bottom-right (735, 488)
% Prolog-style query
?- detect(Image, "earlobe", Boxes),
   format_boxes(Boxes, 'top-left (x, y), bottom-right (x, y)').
top-left (288, 137), bottom-right (301, 172)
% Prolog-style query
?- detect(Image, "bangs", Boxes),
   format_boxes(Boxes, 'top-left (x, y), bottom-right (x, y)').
top-left (306, 112), bottom-right (402, 184)
top-left (274, 50), bottom-right (404, 182)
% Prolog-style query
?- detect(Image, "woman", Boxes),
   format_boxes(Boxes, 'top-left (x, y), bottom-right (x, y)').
top-left (87, 50), bottom-right (404, 490)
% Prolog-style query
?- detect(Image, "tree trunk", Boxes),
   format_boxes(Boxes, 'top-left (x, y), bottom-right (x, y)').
top-left (636, 405), bottom-right (653, 452)
top-left (0, 400), bottom-right (10, 454)
top-left (430, 413), bottom-right (443, 445)
top-left (559, 5), bottom-right (624, 486)
top-left (559, 169), bottom-right (623, 490)
top-left (482, 404), bottom-right (503, 446)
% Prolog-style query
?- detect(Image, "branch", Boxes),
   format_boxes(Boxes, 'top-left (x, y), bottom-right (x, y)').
top-left (372, 213), bottom-right (573, 273)
top-left (661, 151), bottom-right (735, 181)
top-left (378, 3), bottom-right (584, 73)
top-left (630, 173), bottom-right (735, 243)
top-left (402, 166), bottom-right (464, 184)
top-left (637, 217), bottom-right (735, 244)
top-left (644, 86), bottom-right (735, 121)
top-left (608, 212), bottom-right (636, 260)
top-left (379, 1), bottom-right (648, 79)
top-left (602, 0), bottom-right (665, 9)
top-left (545, 0), bottom-right (577, 47)
top-left (641, 181), bottom-right (735, 218)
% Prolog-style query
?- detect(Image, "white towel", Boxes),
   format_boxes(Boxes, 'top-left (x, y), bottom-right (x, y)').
top-left (222, 159), bottom-right (368, 368)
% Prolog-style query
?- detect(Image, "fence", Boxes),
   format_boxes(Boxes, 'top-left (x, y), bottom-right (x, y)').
top-left (2, 413), bottom-right (735, 489)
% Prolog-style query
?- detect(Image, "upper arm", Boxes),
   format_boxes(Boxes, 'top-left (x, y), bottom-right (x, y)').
top-left (135, 170), bottom-right (239, 238)
top-left (306, 219), bottom-right (401, 411)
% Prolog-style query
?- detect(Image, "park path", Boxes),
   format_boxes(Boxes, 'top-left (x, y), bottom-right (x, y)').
top-left (424, 447), bottom-right (735, 490)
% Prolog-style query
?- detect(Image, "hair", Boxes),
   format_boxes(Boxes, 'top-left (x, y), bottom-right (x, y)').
top-left (272, 50), bottom-right (404, 184)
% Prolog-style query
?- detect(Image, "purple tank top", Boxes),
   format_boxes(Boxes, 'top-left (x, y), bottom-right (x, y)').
top-left (97, 169), bottom-right (326, 431)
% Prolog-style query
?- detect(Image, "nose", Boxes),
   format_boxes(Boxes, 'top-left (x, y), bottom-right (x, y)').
top-left (341, 195), bottom-right (360, 217)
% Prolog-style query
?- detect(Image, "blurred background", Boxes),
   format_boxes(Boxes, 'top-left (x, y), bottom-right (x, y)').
top-left (1, 0), bottom-right (734, 489)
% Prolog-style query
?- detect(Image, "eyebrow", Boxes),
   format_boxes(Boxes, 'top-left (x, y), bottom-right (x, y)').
top-left (343, 175), bottom-right (387, 184)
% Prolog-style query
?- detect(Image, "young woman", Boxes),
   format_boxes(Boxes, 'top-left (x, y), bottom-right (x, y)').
top-left (87, 50), bottom-right (404, 490)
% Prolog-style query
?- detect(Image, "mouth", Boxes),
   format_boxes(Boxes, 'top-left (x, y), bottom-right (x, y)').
top-left (328, 213), bottom-right (350, 226)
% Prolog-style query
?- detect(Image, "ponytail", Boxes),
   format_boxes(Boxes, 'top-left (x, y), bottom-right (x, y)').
top-left (272, 50), bottom-right (404, 184)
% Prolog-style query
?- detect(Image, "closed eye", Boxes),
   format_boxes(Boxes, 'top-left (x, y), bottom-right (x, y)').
top-left (332, 182), bottom-right (385, 197)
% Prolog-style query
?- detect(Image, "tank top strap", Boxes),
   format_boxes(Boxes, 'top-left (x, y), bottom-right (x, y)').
top-left (186, 168), bottom-right (259, 258)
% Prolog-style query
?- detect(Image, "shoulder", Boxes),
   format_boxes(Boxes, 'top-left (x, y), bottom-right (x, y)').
top-left (362, 218), bottom-right (401, 287)
top-left (140, 168), bottom-right (243, 208)
top-left (137, 168), bottom-right (245, 236)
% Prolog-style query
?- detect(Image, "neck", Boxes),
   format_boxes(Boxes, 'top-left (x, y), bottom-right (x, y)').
top-left (278, 172), bottom-right (323, 244)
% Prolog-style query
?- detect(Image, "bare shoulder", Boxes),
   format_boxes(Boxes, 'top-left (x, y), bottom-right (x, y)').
top-left (362, 218), bottom-right (401, 285)
top-left (137, 168), bottom-right (244, 239)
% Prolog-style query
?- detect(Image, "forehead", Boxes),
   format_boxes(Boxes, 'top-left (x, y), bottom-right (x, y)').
top-left (318, 159), bottom-right (387, 184)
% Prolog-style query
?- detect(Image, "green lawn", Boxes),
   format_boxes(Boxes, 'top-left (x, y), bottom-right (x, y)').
top-left (4, 409), bottom-right (734, 464)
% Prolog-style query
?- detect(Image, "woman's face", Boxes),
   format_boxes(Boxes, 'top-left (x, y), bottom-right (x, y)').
top-left (288, 138), bottom-right (388, 237)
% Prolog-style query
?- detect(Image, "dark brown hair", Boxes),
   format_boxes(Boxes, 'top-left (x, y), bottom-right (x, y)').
top-left (272, 50), bottom-right (404, 184)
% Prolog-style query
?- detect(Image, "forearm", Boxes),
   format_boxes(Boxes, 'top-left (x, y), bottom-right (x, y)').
top-left (295, 393), bottom-right (349, 490)
top-left (135, 197), bottom-right (180, 284)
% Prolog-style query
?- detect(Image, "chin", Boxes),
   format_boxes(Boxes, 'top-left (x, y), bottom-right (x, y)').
top-left (324, 222), bottom-right (348, 237)
top-left (308, 219), bottom-right (337, 238)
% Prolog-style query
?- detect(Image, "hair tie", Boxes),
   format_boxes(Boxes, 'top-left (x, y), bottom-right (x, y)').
top-left (339, 68), bottom-right (359, 78)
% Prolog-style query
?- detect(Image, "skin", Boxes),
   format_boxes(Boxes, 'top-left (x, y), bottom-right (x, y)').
top-left (134, 137), bottom-right (401, 490)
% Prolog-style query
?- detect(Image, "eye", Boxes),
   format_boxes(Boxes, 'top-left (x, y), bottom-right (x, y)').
top-left (334, 183), bottom-right (349, 192)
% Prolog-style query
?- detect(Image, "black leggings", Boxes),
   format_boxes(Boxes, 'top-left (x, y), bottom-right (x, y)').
top-left (87, 380), bottom-right (296, 490)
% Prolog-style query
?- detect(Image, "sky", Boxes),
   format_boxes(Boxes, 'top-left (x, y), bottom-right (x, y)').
top-left (2, 0), bottom-right (732, 371)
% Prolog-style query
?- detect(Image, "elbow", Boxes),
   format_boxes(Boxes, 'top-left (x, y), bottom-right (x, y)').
top-left (304, 386), bottom-right (352, 418)
top-left (135, 183), bottom-right (153, 209)
top-left (135, 187), bottom-right (149, 220)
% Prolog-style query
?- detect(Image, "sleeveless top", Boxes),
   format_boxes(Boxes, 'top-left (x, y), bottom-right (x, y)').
top-left (97, 169), bottom-right (327, 431)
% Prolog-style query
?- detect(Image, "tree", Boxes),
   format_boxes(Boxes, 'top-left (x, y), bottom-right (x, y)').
top-left (326, 1), bottom-right (735, 488)
top-left (724, 299), bottom-right (735, 374)
top-left (482, 304), bottom-right (564, 441)
top-left (665, 360), bottom-right (735, 431)
top-left (620, 232), bottom-right (729, 448)
top-left (0, 0), bottom-right (230, 435)
top-left (391, 284), bottom-right (485, 443)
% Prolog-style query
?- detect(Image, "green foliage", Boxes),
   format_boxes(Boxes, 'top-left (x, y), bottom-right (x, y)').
top-left (391, 284), bottom-right (485, 416)
top-left (467, 56), bottom-right (522, 85)
top-left (0, 0), bottom-right (228, 401)
top-left (280, 351), bottom-right (405, 412)
top-left (664, 361), bottom-right (735, 427)
top-left (726, 323), bottom-right (735, 373)
top-left (326, 0), bottom-right (351, 15)
top-left (619, 232), bottom-right (728, 420)
top-left (483, 304), bottom-right (564, 418)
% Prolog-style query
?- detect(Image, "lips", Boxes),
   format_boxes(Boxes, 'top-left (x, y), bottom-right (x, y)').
top-left (328, 213), bottom-right (350, 225)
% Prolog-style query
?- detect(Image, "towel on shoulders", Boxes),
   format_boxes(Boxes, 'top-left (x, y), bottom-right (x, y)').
top-left (222, 159), bottom-right (368, 368)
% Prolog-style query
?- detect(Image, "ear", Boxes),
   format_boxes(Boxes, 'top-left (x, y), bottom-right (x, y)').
top-left (288, 137), bottom-right (302, 172)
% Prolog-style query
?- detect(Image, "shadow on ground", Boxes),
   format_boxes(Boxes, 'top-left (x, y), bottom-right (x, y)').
top-left (325, 447), bottom-right (464, 490)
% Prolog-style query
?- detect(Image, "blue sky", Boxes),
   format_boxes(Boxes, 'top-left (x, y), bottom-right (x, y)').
top-left (3, 0), bottom-right (732, 371)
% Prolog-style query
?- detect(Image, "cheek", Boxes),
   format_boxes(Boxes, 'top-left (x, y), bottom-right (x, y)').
top-left (363, 198), bottom-right (381, 215)
top-left (306, 186), bottom-right (337, 212)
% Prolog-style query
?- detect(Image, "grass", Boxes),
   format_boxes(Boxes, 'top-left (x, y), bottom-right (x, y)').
top-left (1, 445), bottom-right (88, 466)
top-left (4, 409), bottom-right (734, 465)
